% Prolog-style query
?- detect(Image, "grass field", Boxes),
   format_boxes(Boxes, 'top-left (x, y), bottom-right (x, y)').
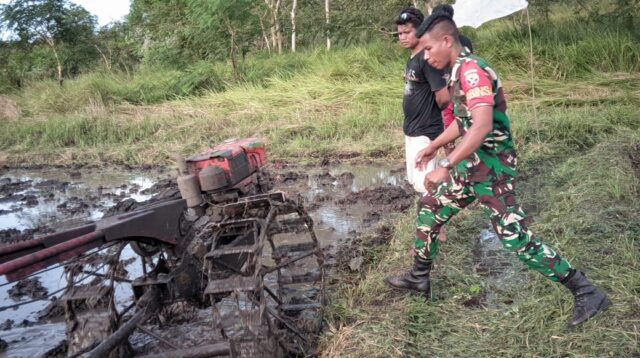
top-left (319, 130), bottom-right (640, 357)
top-left (0, 12), bottom-right (639, 357)
top-left (1, 14), bottom-right (638, 167)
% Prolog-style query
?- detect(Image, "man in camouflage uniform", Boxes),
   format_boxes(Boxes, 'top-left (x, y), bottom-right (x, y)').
top-left (384, 10), bottom-right (611, 328)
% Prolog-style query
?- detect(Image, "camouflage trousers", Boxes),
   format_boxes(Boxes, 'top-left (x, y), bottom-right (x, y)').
top-left (415, 172), bottom-right (573, 282)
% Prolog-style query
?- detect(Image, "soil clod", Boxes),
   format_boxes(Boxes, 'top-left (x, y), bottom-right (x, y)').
top-left (8, 278), bottom-right (49, 301)
top-left (0, 319), bottom-right (14, 331)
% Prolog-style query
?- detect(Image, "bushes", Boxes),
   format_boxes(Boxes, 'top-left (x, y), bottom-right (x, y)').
top-left (475, 19), bottom-right (640, 79)
top-left (13, 42), bottom-right (405, 114)
top-left (15, 62), bottom-right (230, 113)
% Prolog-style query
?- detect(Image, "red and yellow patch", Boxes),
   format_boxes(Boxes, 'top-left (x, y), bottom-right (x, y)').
top-left (466, 86), bottom-right (492, 100)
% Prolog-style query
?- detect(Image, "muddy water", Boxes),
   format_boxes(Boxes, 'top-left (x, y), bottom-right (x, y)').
top-left (0, 163), bottom-right (409, 356)
top-left (470, 228), bottom-right (527, 308)
top-left (0, 167), bottom-right (170, 357)
top-left (274, 164), bottom-right (405, 249)
top-left (0, 167), bottom-right (165, 234)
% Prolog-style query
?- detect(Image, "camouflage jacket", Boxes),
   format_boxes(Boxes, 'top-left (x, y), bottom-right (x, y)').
top-left (450, 48), bottom-right (518, 182)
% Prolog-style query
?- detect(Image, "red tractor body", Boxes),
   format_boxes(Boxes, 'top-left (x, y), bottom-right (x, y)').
top-left (183, 138), bottom-right (267, 195)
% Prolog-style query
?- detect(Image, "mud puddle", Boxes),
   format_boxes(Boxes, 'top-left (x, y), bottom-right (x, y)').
top-left (466, 228), bottom-right (528, 308)
top-left (0, 167), bottom-right (168, 237)
top-left (0, 162), bottom-right (413, 356)
top-left (271, 163), bottom-right (411, 263)
top-left (0, 167), bottom-right (170, 357)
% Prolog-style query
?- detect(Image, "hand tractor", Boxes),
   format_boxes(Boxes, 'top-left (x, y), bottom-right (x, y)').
top-left (0, 138), bottom-right (325, 357)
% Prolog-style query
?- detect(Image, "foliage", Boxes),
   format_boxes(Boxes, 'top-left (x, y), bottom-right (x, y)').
top-left (2, 0), bottom-right (639, 88)
top-left (0, 0), bottom-right (99, 87)
top-left (471, 17), bottom-right (640, 79)
top-left (94, 22), bottom-right (141, 73)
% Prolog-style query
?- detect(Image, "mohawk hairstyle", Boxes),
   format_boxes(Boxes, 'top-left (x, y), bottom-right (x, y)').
top-left (433, 4), bottom-right (454, 17)
top-left (416, 4), bottom-right (459, 40)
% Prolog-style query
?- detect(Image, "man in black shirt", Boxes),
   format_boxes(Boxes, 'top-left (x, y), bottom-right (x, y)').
top-left (396, 7), bottom-right (450, 194)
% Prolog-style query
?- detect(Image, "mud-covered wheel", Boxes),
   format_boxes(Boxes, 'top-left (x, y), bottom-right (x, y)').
top-left (206, 192), bottom-right (326, 356)
top-left (261, 197), bottom-right (325, 355)
top-left (131, 240), bottom-right (162, 257)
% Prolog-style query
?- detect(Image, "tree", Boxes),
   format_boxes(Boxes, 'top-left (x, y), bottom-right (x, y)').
top-left (325, 0), bottom-right (331, 49)
top-left (59, 4), bottom-right (99, 76)
top-left (95, 22), bottom-right (141, 74)
top-left (186, 0), bottom-right (262, 78)
top-left (264, 0), bottom-right (283, 54)
top-left (291, 0), bottom-right (298, 52)
top-left (0, 0), bottom-right (97, 85)
top-left (127, 0), bottom-right (191, 65)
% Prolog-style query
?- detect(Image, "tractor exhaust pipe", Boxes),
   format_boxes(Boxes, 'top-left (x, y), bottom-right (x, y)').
top-left (175, 153), bottom-right (204, 208)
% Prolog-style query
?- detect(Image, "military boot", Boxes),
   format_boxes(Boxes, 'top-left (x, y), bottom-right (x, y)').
top-left (384, 256), bottom-right (432, 297)
top-left (562, 270), bottom-right (611, 328)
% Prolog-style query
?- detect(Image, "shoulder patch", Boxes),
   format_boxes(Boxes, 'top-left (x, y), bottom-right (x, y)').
top-left (463, 68), bottom-right (480, 87)
top-left (466, 86), bottom-right (492, 100)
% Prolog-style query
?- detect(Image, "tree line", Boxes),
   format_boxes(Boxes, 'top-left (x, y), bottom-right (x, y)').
top-left (0, 0), bottom-right (416, 90)
top-left (0, 0), bottom-right (637, 92)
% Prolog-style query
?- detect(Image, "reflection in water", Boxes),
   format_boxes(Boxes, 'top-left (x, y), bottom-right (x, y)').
top-left (0, 168), bottom-right (164, 356)
top-left (330, 165), bottom-right (399, 191)
top-left (0, 163), bottom-right (404, 356)
top-left (0, 169), bottom-right (160, 231)
top-left (474, 228), bottom-right (528, 307)
top-left (300, 164), bottom-right (402, 244)
top-left (0, 322), bottom-right (66, 356)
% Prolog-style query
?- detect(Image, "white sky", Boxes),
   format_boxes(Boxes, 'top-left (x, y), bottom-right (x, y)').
top-left (71, 0), bottom-right (131, 26)
top-left (0, 0), bottom-right (131, 27)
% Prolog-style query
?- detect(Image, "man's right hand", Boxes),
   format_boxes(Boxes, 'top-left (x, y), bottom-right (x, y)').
top-left (415, 145), bottom-right (437, 170)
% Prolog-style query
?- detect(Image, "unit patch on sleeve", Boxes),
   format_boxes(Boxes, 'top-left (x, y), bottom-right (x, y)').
top-left (466, 86), bottom-right (492, 100)
top-left (463, 68), bottom-right (480, 87)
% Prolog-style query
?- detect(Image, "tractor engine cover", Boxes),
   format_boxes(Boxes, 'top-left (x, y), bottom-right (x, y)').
top-left (186, 138), bottom-right (266, 192)
top-left (199, 166), bottom-right (227, 191)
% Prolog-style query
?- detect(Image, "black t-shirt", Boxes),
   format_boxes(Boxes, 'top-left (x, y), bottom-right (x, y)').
top-left (403, 50), bottom-right (447, 139)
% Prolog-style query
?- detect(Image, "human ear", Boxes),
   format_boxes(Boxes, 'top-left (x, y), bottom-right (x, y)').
top-left (443, 35), bottom-right (452, 48)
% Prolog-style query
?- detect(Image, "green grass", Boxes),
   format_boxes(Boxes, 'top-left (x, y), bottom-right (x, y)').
top-left (3, 73), bottom-right (637, 167)
top-left (0, 44), bottom-right (407, 166)
top-left (471, 18), bottom-right (640, 79)
top-left (1, 16), bottom-right (638, 166)
top-left (320, 131), bottom-right (640, 357)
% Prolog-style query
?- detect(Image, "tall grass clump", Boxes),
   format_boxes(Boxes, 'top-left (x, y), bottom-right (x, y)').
top-left (0, 115), bottom-right (164, 149)
top-left (16, 62), bottom-right (230, 114)
top-left (472, 18), bottom-right (640, 79)
top-left (13, 41), bottom-right (404, 116)
top-left (241, 50), bottom-right (314, 84)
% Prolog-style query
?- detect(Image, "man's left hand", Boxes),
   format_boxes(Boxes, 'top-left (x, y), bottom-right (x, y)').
top-left (424, 167), bottom-right (450, 191)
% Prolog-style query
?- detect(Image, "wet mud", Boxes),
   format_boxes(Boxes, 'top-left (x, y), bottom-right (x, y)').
top-left (0, 167), bottom-right (167, 241)
top-left (0, 226), bottom-right (54, 243)
top-left (468, 228), bottom-right (527, 308)
top-left (8, 277), bottom-right (48, 301)
top-left (0, 161), bottom-right (414, 356)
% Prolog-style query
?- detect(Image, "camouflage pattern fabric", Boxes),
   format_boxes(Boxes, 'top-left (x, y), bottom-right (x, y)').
top-left (414, 49), bottom-right (572, 282)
